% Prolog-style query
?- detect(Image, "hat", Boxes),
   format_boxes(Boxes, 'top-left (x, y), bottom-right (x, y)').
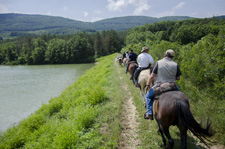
top-left (165, 49), bottom-right (175, 57)
top-left (141, 46), bottom-right (149, 52)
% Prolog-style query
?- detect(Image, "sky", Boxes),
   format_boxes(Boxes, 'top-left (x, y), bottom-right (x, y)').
top-left (0, 0), bottom-right (224, 22)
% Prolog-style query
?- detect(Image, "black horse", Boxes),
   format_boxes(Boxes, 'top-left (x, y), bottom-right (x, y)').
top-left (153, 91), bottom-right (211, 149)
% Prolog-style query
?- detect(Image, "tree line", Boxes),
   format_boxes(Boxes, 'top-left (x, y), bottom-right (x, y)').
top-left (0, 30), bottom-right (124, 65)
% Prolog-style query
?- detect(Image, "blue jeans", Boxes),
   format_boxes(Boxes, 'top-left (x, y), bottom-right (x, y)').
top-left (145, 85), bottom-right (180, 115)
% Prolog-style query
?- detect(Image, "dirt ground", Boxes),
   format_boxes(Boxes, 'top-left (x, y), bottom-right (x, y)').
top-left (116, 62), bottom-right (141, 149)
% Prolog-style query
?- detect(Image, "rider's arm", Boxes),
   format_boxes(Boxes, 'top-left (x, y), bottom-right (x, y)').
top-left (146, 73), bottom-right (155, 90)
top-left (176, 65), bottom-right (181, 80)
top-left (146, 62), bottom-right (158, 89)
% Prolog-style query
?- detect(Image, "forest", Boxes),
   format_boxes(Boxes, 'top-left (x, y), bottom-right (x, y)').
top-left (0, 30), bottom-right (124, 64)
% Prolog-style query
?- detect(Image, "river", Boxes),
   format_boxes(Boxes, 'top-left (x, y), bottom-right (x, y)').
top-left (0, 64), bottom-right (95, 132)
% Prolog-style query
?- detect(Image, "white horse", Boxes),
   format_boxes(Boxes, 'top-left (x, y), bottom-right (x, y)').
top-left (137, 69), bottom-right (151, 106)
top-left (123, 58), bottom-right (128, 67)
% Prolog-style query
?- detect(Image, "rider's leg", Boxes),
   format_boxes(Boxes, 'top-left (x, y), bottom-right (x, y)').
top-left (176, 85), bottom-right (180, 91)
top-left (133, 67), bottom-right (141, 84)
top-left (145, 88), bottom-right (155, 119)
top-left (125, 63), bottom-right (130, 73)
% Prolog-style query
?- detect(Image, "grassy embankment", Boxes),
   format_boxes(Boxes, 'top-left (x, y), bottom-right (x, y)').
top-left (0, 54), bottom-right (123, 148)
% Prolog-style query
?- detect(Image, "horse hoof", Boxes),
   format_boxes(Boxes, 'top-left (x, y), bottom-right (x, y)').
top-left (163, 144), bottom-right (168, 149)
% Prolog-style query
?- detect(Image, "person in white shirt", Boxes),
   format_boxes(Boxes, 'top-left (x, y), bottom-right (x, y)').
top-left (134, 46), bottom-right (154, 87)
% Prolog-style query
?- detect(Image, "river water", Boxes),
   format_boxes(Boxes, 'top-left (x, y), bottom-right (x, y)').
top-left (0, 64), bottom-right (95, 132)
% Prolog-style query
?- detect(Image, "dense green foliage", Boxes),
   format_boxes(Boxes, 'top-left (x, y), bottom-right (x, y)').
top-left (122, 17), bottom-right (225, 145)
top-left (0, 54), bottom-right (123, 148)
top-left (0, 13), bottom-right (192, 39)
top-left (0, 30), bottom-right (123, 64)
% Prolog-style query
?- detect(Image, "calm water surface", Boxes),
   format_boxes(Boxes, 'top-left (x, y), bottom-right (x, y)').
top-left (0, 64), bottom-right (94, 132)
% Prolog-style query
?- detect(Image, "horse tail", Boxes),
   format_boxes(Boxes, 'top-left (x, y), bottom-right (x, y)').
top-left (176, 99), bottom-right (212, 147)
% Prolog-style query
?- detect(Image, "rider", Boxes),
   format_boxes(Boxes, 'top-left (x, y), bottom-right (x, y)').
top-left (125, 49), bottom-right (138, 74)
top-left (133, 46), bottom-right (154, 87)
top-left (145, 49), bottom-right (181, 120)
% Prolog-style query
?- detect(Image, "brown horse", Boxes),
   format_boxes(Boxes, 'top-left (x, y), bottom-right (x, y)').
top-left (118, 58), bottom-right (122, 66)
top-left (153, 91), bottom-right (211, 149)
top-left (127, 61), bottom-right (138, 81)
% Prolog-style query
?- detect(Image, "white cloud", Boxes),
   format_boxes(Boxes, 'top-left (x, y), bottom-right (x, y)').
top-left (169, 2), bottom-right (186, 16)
top-left (106, 0), bottom-right (150, 15)
top-left (134, 3), bottom-right (150, 15)
top-left (106, 0), bottom-right (127, 11)
top-left (0, 2), bottom-right (9, 13)
top-left (84, 11), bottom-right (89, 17)
top-left (173, 2), bottom-right (185, 10)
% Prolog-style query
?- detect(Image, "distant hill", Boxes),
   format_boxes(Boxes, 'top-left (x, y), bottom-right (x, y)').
top-left (92, 16), bottom-right (192, 31)
top-left (0, 13), bottom-right (193, 39)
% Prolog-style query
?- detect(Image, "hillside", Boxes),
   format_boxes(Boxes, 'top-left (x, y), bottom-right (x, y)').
top-left (0, 13), bottom-right (192, 39)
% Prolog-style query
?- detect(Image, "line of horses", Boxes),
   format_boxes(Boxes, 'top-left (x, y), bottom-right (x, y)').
top-left (118, 58), bottom-right (212, 149)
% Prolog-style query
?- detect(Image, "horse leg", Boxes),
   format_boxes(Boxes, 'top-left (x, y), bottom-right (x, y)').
top-left (178, 125), bottom-right (187, 149)
top-left (140, 88), bottom-right (146, 107)
top-left (163, 128), bottom-right (174, 148)
top-left (156, 121), bottom-right (168, 148)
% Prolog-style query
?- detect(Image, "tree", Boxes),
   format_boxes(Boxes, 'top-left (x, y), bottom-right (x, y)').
top-left (94, 32), bottom-right (103, 57)
top-left (67, 33), bottom-right (94, 63)
top-left (32, 38), bottom-right (47, 64)
top-left (45, 39), bottom-right (66, 64)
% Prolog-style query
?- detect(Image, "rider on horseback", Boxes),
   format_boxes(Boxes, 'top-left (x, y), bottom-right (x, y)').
top-left (134, 46), bottom-right (154, 87)
top-left (125, 49), bottom-right (138, 74)
top-left (145, 49), bottom-right (182, 120)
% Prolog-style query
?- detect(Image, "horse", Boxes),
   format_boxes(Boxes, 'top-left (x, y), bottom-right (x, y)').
top-left (137, 68), bottom-right (151, 106)
top-left (153, 91), bottom-right (212, 149)
top-left (127, 61), bottom-right (138, 81)
top-left (118, 58), bottom-right (122, 66)
top-left (123, 58), bottom-right (128, 67)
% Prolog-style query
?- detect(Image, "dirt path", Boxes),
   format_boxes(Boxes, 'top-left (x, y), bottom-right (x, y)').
top-left (115, 60), bottom-right (141, 149)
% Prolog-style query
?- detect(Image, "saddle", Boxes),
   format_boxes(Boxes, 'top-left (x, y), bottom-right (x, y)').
top-left (153, 82), bottom-right (178, 98)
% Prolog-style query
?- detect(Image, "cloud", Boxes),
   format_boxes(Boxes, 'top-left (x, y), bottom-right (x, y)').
top-left (173, 2), bottom-right (185, 10)
top-left (84, 11), bottom-right (89, 17)
top-left (169, 2), bottom-right (186, 15)
top-left (0, 2), bottom-right (9, 13)
top-left (134, 2), bottom-right (150, 15)
top-left (106, 0), bottom-right (150, 15)
top-left (106, 0), bottom-right (127, 11)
